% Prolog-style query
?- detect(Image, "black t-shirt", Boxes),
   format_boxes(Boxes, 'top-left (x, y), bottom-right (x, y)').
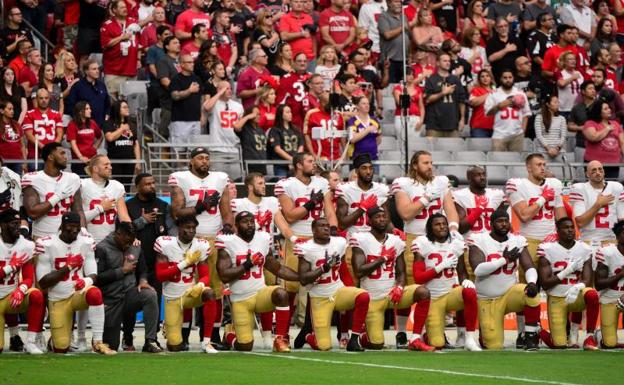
top-left (253, 28), bottom-right (281, 66)
top-left (570, 102), bottom-right (593, 148)
top-left (169, 72), bottom-right (203, 122)
top-left (238, 123), bottom-right (267, 161)
top-left (78, 0), bottom-right (106, 29)
top-left (423, 73), bottom-right (466, 131)
top-left (430, 0), bottom-right (457, 32)
top-left (486, 35), bottom-right (525, 80)
top-left (0, 25), bottom-right (31, 60)
top-left (103, 120), bottom-right (137, 160)
top-left (267, 126), bottom-right (303, 160)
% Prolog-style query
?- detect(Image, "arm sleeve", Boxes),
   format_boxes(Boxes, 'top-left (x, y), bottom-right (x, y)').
top-left (83, 247), bottom-right (98, 277)
top-left (473, 257), bottom-right (507, 277)
top-left (20, 262), bottom-right (35, 288)
top-left (155, 261), bottom-right (181, 282)
top-left (197, 263), bottom-right (210, 286)
top-left (413, 260), bottom-right (438, 284)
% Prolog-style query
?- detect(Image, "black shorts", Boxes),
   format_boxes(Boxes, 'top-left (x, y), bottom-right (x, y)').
top-left (77, 27), bottom-right (101, 56)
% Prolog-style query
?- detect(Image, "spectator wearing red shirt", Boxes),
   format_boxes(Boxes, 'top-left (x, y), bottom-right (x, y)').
top-left (319, 0), bottom-right (356, 55)
top-left (18, 48), bottom-right (41, 97)
top-left (181, 23), bottom-right (209, 61)
top-left (303, 92), bottom-right (345, 161)
top-left (280, 0), bottom-right (316, 64)
top-left (237, 48), bottom-right (271, 109)
top-left (66, 101), bottom-right (103, 176)
top-left (468, 69), bottom-right (495, 137)
top-left (542, 24), bottom-right (579, 80)
top-left (174, 0), bottom-right (211, 47)
top-left (22, 88), bottom-right (63, 169)
top-left (100, 0), bottom-right (141, 99)
top-left (208, 10), bottom-right (239, 76)
top-left (257, 85), bottom-right (277, 131)
top-left (8, 39), bottom-right (32, 77)
top-left (393, 67), bottom-right (425, 138)
top-left (139, 7), bottom-right (171, 53)
top-left (0, 100), bottom-right (26, 174)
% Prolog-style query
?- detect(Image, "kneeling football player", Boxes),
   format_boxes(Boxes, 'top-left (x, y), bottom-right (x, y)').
top-left (351, 207), bottom-right (434, 351)
top-left (537, 217), bottom-right (599, 350)
top-left (595, 220), bottom-right (624, 348)
top-left (155, 215), bottom-right (218, 353)
top-left (216, 211), bottom-right (299, 352)
top-left (36, 213), bottom-right (115, 354)
top-left (412, 213), bottom-right (481, 351)
top-left (0, 209), bottom-right (45, 354)
top-left (298, 218), bottom-right (370, 351)
top-left (468, 209), bottom-right (541, 350)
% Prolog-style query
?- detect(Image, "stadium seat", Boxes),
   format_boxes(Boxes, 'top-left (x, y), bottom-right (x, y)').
top-left (431, 137), bottom-right (466, 151)
top-left (487, 152), bottom-right (523, 162)
top-left (437, 166), bottom-right (468, 183)
top-left (508, 166), bottom-right (527, 179)
top-left (120, 80), bottom-right (148, 96)
top-left (379, 165), bottom-right (404, 182)
top-left (379, 150), bottom-right (402, 161)
top-left (453, 151), bottom-right (486, 162)
top-left (382, 97), bottom-right (396, 111)
top-left (484, 166), bottom-right (508, 184)
top-left (466, 138), bottom-right (492, 152)
top-left (382, 123), bottom-right (396, 137)
top-left (523, 138), bottom-right (535, 152)
top-left (430, 151), bottom-right (452, 161)
top-left (407, 137), bottom-right (433, 152)
top-left (379, 137), bottom-right (397, 151)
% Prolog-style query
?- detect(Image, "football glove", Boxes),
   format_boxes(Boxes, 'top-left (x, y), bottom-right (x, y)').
top-left (436, 255), bottom-right (458, 273)
top-left (74, 279), bottom-right (86, 290)
top-left (474, 194), bottom-right (489, 210)
top-left (461, 279), bottom-right (475, 289)
top-left (242, 250), bottom-right (254, 271)
top-left (9, 252), bottom-right (29, 269)
top-left (66, 253), bottom-right (84, 270)
top-left (525, 282), bottom-right (539, 298)
top-left (195, 196), bottom-right (207, 214)
top-left (541, 185), bottom-right (555, 202)
top-left (322, 251), bottom-right (339, 273)
top-left (380, 245), bottom-right (397, 263)
top-left (186, 282), bottom-right (205, 298)
top-left (206, 192), bottom-right (221, 208)
top-left (357, 194), bottom-right (378, 211)
top-left (389, 286), bottom-right (404, 304)
top-left (257, 211), bottom-right (273, 228)
top-left (0, 187), bottom-right (11, 205)
top-left (184, 249), bottom-right (202, 266)
top-left (543, 232), bottom-right (559, 243)
top-left (502, 246), bottom-right (520, 263)
top-left (9, 285), bottom-right (26, 308)
top-left (424, 183), bottom-right (444, 201)
top-left (251, 252), bottom-right (265, 267)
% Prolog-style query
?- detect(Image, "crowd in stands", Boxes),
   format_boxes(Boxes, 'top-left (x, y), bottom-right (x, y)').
top-left (0, 0), bottom-right (624, 180)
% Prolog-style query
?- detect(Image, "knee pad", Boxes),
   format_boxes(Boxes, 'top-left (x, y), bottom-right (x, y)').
top-left (85, 287), bottom-right (103, 306)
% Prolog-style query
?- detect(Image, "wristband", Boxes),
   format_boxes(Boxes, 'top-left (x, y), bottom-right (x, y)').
top-left (534, 197), bottom-right (545, 208)
top-left (524, 267), bottom-right (538, 284)
top-left (83, 277), bottom-right (94, 287)
top-left (177, 261), bottom-right (188, 271)
top-left (289, 235), bottom-right (298, 243)
top-left (2, 265), bottom-right (14, 275)
top-left (448, 221), bottom-right (459, 231)
top-left (48, 194), bottom-right (61, 207)
top-left (243, 259), bottom-right (253, 270)
top-left (18, 284), bottom-right (28, 293)
top-left (575, 283), bottom-right (586, 290)
top-left (556, 269), bottom-right (570, 281)
top-left (418, 197), bottom-right (430, 206)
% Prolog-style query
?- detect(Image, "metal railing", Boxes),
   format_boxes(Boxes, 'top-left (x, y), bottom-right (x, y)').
top-left (21, 18), bottom-right (55, 63)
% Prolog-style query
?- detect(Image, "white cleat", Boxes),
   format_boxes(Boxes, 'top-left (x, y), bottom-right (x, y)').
top-left (464, 337), bottom-right (482, 352)
top-left (24, 342), bottom-right (44, 355)
top-left (72, 337), bottom-right (89, 352)
top-left (455, 331), bottom-right (466, 348)
top-left (35, 333), bottom-right (46, 352)
top-left (201, 341), bottom-right (219, 354)
top-left (262, 332), bottom-right (273, 350)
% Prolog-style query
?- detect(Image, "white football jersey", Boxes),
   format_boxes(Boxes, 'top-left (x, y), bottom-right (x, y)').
top-left (34, 233), bottom-right (96, 301)
top-left (295, 236), bottom-right (346, 298)
top-left (0, 236), bottom-right (35, 298)
top-left (207, 99), bottom-right (244, 153)
top-left (81, 178), bottom-right (126, 243)
top-left (569, 182), bottom-right (624, 242)
top-left (594, 245), bottom-right (624, 304)
top-left (230, 197), bottom-right (280, 234)
top-left (453, 188), bottom-right (506, 237)
top-left (154, 236), bottom-right (211, 299)
top-left (349, 232), bottom-right (405, 300)
top-left (506, 178), bottom-right (564, 239)
top-left (467, 232), bottom-right (528, 299)
top-left (484, 87), bottom-right (531, 139)
top-left (215, 232), bottom-right (271, 302)
top-left (537, 241), bottom-right (592, 297)
top-left (21, 171), bottom-right (81, 238)
top-left (274, 176), bottom-right (329, 236)
top-left (168, 170), bottom-right (229, 236)
top-left (411, 235), bottom-right (465, 299)
top-left (0, 166), bottom-right (22, 211)
top-left (335, 181), bottom-right (389, 237)
top-left (391, 175), bottom-right (449, 235)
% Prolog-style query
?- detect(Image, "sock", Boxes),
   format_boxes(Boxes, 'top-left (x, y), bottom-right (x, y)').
top-left (584, 289), bottom-right (599, 334)
top-left (9, 326), bottom-right (18, 338)
top-left (523, 305), bottom-right (540, 326)
top-left (359, 333), bottom-right (371, 348)
top-left (26, 331), bottom-right (37, 344)
top-left (85, 287), bottom-right (104, 341)
top-left (466, 331), bottom-right (476, 340)
top-left (410, 333), bottom-right (421, 342)
top-left (339, 311), bottom-right (351, 337)
top-left (275, 306), bottom-right (290, 337)
top-left (77, 309), bottom-right (88, 339)
top-left (455, 310), bottom-right (466, 328)
top-left (261, 330), bottom-right (272, 339)
top-left (516, 313), bottom-right (525, 335)
top-left (396, 308), bottom-right (410, 333)
top-left (461, 287), bottom-right (478, 331)
top-left (457, 326), bottom-right (466, 336)
top-left (525, 324), bottom-right (539, 333)
top-left (260, 311), bottom-right (273, 332)
top-left (570, 311), bottom-right (583, 325)
top-left (412, 299), bottom-right (430, 336)
top-left (351, 293), bottom-right (370, 335)
top-left (26, 289), bottom-right (45, 333)
top-left (203, 300), bottom-right (217, 339)
top-left (225, 332), bottom-right (236, 346)
top-left (288, 292), bottom-right (297, 320)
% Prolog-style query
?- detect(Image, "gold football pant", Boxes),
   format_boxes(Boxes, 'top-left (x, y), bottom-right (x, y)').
top-left (365, 285), bottom-right (419, 345)
top-left (49, 287), bottom-right (98, 350)
top-left (426, 286), bottom-right (467, 348)
top-left (284, 235), bottom-right (310, 293)
top-left (403, 233), bottom-right (418, 286)
top-left (197, 236), bottom-right (222, 299)
top-left (478, 284), bottom-right (540, 349)
top-left (0, 288), bottom-right (42, 351)
top-left (600, 303), bottom-right (623, 348)
top-left (520, 238), bottom-right (541, 284)
top-left (547, 288), bottom-right (597, 347)
top-left (311, 287), bottom-right (367, 350)
top-left (164, 291), bottom-right (206, 346)
top-left (231, 286), bottom-right (281, 344)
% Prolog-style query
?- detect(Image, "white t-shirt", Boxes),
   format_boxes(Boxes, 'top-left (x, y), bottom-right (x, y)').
top-left (556, 69), bottom-right (582, 112)
top-left (484, 87), bottom-right (531, 139)
top-left (207, 99), bottom-right (244, 153)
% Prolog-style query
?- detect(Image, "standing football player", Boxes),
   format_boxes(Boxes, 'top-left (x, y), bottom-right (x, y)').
top-left (297, 218), bottom-right (370, 351)
top-left (22, 142), bottom-right (85, 239)
top-left (0, 208), bottom-right (45, 354)
top-left (154, 214), bottom-right (218, 353)
top-left (412, 214), bottom-right (481, 351)
top-left (468, 209), bottom-right (541, 350)
top-left (537, 217), bottom-right (599, 350)
top-left (594, 220), bottom-right (624, 348)
top-left (351, 207), bottom-right (434, 351)
top-left (216, 211), bottom-right (300, 352)
top-left (81, 154), bottom-right (131, 243)
top-left (169, 147), bottom-right (233, 349)
top-left (36, 213), bottom-right (114, 354)
top-left (505, 153), bottom-right (566, 347)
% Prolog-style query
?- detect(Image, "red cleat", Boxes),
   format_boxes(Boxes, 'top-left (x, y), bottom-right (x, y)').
top-left (408, 338), bottom-right (435, 352)
top-left (306, 333), bottom-right (319, 350)
top-left (583, 335), bottom-right (599, 351)
top-left (539, 330), bottom-right (556, 349)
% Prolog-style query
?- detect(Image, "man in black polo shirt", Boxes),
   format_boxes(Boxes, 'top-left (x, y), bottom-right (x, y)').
top-left (486, 17), bottom-right (524, 81)
top-left (424, 53), bottom-right (466, 137)
top-left (169, 53), bottom-right (205, 149)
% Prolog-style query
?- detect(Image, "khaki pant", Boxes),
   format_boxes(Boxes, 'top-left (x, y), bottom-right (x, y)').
top-left (426, 129), bottom-right (459, 138)
top-left (104, 74), bottom-right (132, 96)
top-left (492, 133), bottom-right (524, 152)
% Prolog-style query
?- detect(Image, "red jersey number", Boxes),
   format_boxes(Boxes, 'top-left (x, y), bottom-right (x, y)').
top-left (315, 258), bottom-right (340, 284)
top-left (528, 197), bottom-right (554, 220)
top-left (595, 205), bottom-right (610, 229)
top-left (54, 256), bottom-right (81, 282)
top-left (553, 260), bottom-right (580, 285)
top-left (89, 199), bottom-right (117, 225)
top-left (467, 207), bottom-right (495, 232)
top-left (168, 262), bottom-right (196, 283)
top-left (427, 253), bottom-right (455, 278)
top-left (413, 197), bottom-right (442, 220)
top-left (294, 197), bottom-right (323, 220)
top-left (366, 255), bottom-right (395, 279)
top-left (190, 189), bottom-right (218, 215)
top-left (236, 255), bottom-right (263, 280)
top-left (220, 111), bottom-right (238, 129)
top-left (45, 192), bottom-right (72, 217)
top-left (486, 253), bottom-right (516, 275)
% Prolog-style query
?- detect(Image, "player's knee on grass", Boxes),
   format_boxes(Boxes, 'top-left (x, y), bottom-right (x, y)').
top-left (414, 286), bottom-right (430, 302)
top-left (167, 342), bottom-right (186, 352)
top-left (271, 287), bottom-right (289, 307)
top-left (202, 287), bottom-right (216, 302)
top-left (234, 341), bottom-right (254, 351)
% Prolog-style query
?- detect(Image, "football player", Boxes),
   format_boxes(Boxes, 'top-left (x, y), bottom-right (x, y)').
top-left (468, 209), bottom-right (541, 350)
top-left (22, 142), bottom-right (85, 239)
top-left (217, 211), bottom-right (300, 352)
top-left (36, 213), bottom-right (114, 354)
top-left (0, 209), bottom-right (45, 354)
top-left (297, 218), bottom-right (369, 351)
top-left (81, 154), bottom-right (131, 243)
top-left (274, 153), bottom-right (337, 317)
top-left (412, 214), bottom-right (481, 351)
top-left (594, 220), bottom-right (624, 348)
top-left (505, 153), bottom-right (566, 347)
top-left (537, 217), bottom-right (599, 350)
top-left (169, 147), bottom-right (233, 349)
top-left (352, 207), bottom-right (434, 351)
top-left (154, 214), bottom-right (218, 353)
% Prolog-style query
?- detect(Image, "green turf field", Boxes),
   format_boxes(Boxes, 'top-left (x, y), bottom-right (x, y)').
top-left (1, 350), bottom-right (622, 385)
